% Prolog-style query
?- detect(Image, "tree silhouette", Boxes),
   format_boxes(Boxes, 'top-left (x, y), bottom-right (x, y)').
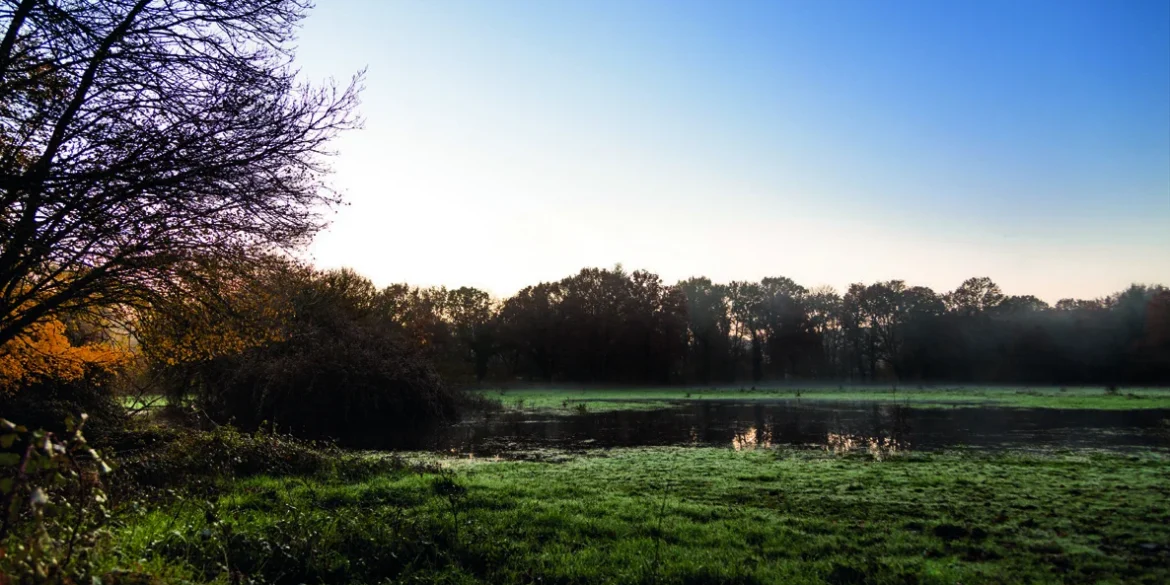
top-left (678, 277), bottom-right (731, 384)
top-left (140, 263), bottom-right (1167, 390)
top-left (946, 277), bottom-right (1005, 316)
top-left (0, 0), bottom-right (361, 347)
top-left (443, 287), bottom-right (497, 383)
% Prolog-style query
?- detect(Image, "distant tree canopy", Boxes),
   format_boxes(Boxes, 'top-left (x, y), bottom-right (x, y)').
top-left (290, 267), bottom-right (1168, 388)
top-left (497, 266), bottom-right (688, 384)
top-left (0, 0), bottom-right (361, 349)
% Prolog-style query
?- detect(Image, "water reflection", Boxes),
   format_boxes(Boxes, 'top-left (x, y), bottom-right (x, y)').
top-left (824, 433), bottom-right (908, 460)
top-left (404, 400), bottom-right (1170, 455)
top-left (731, 426), bottom-right (772, 451)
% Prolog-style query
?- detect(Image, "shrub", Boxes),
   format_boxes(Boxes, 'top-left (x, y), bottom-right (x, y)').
top-left (107, 424), bottom-right (406, 503)
top-left (0, 377), bottom-right (127, 446)
top-left (198, 332), bottom-right (456, 447)
top-left (141, 264), bottom-right (464, 447)
top-left (0, 415), bottom-right (112, 584)
top-left (0, 316), bottom-right (129, 445)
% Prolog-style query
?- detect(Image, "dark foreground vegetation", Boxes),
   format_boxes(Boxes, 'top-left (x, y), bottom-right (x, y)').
top-left (2, 0), bottom-right (1168, 584)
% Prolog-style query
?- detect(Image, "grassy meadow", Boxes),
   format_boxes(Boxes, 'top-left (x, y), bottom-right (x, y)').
top-left (480, 386), bottom-right (1170, 413)
top-left (111, 446), bottom-right (1170, 585)
top-left (92, 386), bottom-right (1170, 584)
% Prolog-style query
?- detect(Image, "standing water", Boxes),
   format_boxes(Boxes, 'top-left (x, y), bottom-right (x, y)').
top-left (407, 400), bottom-right (1170, 455)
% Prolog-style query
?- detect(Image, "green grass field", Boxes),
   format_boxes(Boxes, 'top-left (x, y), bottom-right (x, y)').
top-left (479, 386), bottom-right (1170, 413)
top-left (102, 385), bottom-right (1169, 582)
top-left (120, 394), bottom-right (169, 410)
top-left (113, 446), bottom-right (1170, 584)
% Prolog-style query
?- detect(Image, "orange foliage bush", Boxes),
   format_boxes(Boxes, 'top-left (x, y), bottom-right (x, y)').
top-left (0, 319), bottom-right (129, 396)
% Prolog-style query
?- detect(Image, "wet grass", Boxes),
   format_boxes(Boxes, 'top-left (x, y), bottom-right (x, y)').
top-left (481, 386), bottom-right (1170, 413)
top-left (121, 393), bottom-right (169, 410)
top-left (111, 446), bottom-right (1170, 584)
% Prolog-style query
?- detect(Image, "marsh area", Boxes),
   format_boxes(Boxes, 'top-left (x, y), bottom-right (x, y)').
top-left (425, 399), bottom-right (1170, 456)
top-left (113, 392), bottom-right (1170, 585)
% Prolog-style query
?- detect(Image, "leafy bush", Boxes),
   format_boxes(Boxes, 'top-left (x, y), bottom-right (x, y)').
top-left (0, 415), bottom-right (404, 583)
top-left (108, 425), bottom-right (399, 500)
top-left (0, 314), bottom-right (129, 446)
top-left (0, 415), bottom-right (112, 584)
top-left (198, 331), bottom-right (455, 447)
top-left (0, 377), bottom-right (127, 445)
top-left (141, 264), bottom-right (463, 447)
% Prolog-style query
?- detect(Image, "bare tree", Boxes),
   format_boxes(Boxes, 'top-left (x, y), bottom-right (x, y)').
top-left (0, 0), bottom-right (362, 347)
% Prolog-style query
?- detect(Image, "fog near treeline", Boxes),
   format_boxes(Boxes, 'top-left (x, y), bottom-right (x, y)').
top-left (332, 264), bottom-right (1170, 387)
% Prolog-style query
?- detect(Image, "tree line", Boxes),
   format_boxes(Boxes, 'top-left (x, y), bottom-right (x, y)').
top-left (277, 266), bottom-right (1169, 387)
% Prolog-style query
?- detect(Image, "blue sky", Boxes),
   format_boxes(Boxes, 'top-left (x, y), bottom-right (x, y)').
top-left (295, 0), bottom-right (1170, 302)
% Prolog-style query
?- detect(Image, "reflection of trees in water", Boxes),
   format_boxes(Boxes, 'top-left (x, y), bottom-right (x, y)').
top-left (731, 405), bottom-right (776, 451)
top-left (427, 401), bottom-right (1170, 455)
top-left (823, 432), bottom-right (909, 460)
top-left (876, 403), bottom-right (913, 448)
top-left (891, 405), bottom-right (912, 444)
top-left (731, 425), bottom-right (774, 451)
top-left (817, 403), bottom-right (914, 458)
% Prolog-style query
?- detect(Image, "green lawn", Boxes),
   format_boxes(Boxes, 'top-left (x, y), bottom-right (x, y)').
top-left (113, 446), bottom-right (1170, 584)
top-left (479, 386), bottom-right (1170, 413)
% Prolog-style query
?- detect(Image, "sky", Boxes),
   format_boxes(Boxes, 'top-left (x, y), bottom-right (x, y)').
top-left (294, 0), bottom-right (1170, 303)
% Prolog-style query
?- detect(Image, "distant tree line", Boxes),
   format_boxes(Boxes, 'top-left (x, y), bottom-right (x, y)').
top-left (362, 267), bottom-right (1169, 387)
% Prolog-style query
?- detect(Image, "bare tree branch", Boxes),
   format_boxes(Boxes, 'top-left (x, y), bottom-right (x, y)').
top-left (0, 0), bottom-right (362, 346)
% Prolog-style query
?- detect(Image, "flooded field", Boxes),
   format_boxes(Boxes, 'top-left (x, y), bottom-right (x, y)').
top-left (416, 400), bottom-right (1170, 455)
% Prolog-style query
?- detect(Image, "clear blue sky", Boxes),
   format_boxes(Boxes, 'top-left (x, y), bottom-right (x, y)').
top-left (295, 0), bottom-right (1170, 302)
